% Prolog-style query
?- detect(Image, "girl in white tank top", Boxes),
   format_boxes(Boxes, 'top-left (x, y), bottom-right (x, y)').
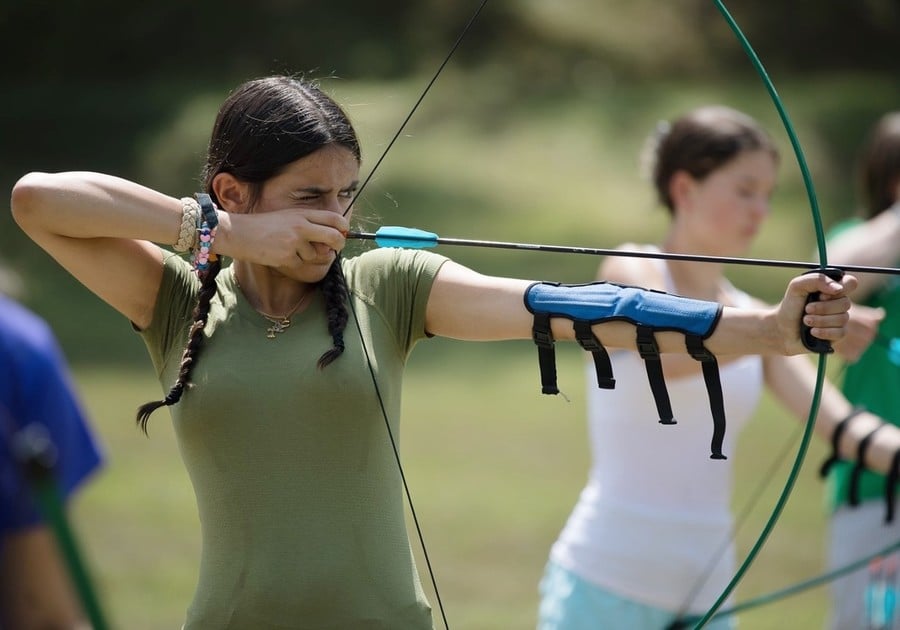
top-left (539, 106), bottom-right (891, 630)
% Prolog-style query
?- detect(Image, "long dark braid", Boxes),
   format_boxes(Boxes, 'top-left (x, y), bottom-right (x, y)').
top-left (317, 255), bottom-right (350, 369)
top-left (136, 75), bottom-right (359, 431)
top-left (136, 259), bottom-right (222, 433)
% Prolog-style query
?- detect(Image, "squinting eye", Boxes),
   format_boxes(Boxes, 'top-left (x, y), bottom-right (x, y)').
top-left (339, 190), bottom-right (355, 199)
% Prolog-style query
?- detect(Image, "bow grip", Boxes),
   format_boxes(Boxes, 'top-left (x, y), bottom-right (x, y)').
top-left (800, 266), bottom-right (845, 353)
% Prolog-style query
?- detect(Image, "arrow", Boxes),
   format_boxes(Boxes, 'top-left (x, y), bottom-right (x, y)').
top-left (349, 226), bottom-right (900, 275)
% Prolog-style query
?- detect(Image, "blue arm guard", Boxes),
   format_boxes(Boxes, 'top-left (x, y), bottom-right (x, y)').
top-left (524, 281), bottom-right (727, 459)
top-left (524, 281), bottom-right (722, 336)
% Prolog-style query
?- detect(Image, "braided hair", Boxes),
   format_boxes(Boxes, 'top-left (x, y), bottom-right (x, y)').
top-left (136, 76), bottom-right (361, 431)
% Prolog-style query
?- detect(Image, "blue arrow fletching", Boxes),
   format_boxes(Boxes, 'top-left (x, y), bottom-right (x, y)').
top-left (374, 226), bottom-right (439, 249)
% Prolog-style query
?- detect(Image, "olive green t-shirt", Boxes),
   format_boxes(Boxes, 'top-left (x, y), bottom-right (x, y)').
top-left (140, 247), bottom-right (447, 629)
top-left (825, 219), bottom-right (900, 511)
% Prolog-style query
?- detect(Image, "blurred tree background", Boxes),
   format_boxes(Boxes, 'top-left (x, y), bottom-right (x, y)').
top-left (1, 0), bottom-right (899, 364)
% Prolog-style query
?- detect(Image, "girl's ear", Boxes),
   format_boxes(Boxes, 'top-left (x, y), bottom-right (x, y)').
top-left (668, 169), bottom-right (696, 211)
top-left (211, 173), bottom-right (250, 213)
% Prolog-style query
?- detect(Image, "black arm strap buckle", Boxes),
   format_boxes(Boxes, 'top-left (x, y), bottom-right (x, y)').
top-left (636, 325), bottom-right (675, 425)
top-left (574, 320), bottom-right (615, 389)
top-left (194, 192), bottom-right (219, 229)
top-left (686, 335), bottom-right (727, 460)
top-left (532, 312), bottom-right (560, 396)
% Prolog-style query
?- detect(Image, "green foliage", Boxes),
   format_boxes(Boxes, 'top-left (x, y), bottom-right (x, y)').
top-left (2, 1), bottom-right (897, 83)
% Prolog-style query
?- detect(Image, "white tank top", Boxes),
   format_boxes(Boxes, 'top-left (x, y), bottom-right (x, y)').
top-left (549, 258), bottom-right (764, 613)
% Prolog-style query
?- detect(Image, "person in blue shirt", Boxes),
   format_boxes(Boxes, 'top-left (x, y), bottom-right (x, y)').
top-left (0, 265), bottom-right (103, 629)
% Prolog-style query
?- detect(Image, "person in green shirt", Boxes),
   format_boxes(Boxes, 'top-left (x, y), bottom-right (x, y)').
top-left (825, 111), bottom-right (900, 630)
top-left (7, 75), bottom-right (882, 629)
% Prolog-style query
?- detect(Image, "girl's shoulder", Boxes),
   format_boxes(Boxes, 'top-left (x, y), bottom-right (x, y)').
top-left (341, 248), bottom-right (448, 293)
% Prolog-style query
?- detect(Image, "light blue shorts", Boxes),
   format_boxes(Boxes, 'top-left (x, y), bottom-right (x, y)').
top-left (537, 560), bottom-right (734, 630)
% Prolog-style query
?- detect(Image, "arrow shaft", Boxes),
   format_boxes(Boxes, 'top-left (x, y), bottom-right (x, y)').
top-left (347, 231), bottom-right (900, 275)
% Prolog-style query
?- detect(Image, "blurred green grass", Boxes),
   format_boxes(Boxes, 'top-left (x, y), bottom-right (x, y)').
top-left (70, 344), bottom-right (836, 629)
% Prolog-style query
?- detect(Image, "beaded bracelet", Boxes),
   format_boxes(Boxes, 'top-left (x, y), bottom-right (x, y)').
top-left (190, 193), bottom-right (219, 273)
top-left (173, 197), bottom-right (201, 252)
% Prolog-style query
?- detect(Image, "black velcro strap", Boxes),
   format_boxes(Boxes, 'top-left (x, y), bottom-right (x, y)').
top-left (636, 325), bottom-right (674, 425)
top-left (819, 406), bottom-right (865, 478)
top-left (850, 423), bottom-right (884, 507)
top-left (885, 450), bottom-right (900, 524)
top-left (574, 320), bottom-right (615, 389)
top-left (195, 192), bottom-right (219, 229)
top-left (532, 312), bottom-right (559, 395)
top-left (685, 335), bottom-right (727, 460)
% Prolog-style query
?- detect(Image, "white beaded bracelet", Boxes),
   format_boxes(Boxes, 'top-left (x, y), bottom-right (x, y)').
top-left (173, 197), bottom-right (201, 252)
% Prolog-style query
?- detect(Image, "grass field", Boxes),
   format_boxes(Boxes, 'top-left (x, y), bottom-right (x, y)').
top-left (69, 340), bottom-right (835, 629)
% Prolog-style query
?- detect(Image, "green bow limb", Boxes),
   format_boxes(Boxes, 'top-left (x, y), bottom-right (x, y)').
top-left (692, 2), bottom-right (833, 628)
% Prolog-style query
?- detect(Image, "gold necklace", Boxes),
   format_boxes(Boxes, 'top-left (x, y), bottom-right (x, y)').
top-left (236, 276), bottom-right (313, 339)
top-left (258, 291), bottom-right (312, 339)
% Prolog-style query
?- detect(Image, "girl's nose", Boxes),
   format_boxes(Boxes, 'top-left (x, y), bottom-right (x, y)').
top-left (323, 195), bottom-right (345, 214)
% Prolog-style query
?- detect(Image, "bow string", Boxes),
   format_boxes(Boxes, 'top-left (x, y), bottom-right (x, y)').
top-left (342, 2), bottom-right (490, 627)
